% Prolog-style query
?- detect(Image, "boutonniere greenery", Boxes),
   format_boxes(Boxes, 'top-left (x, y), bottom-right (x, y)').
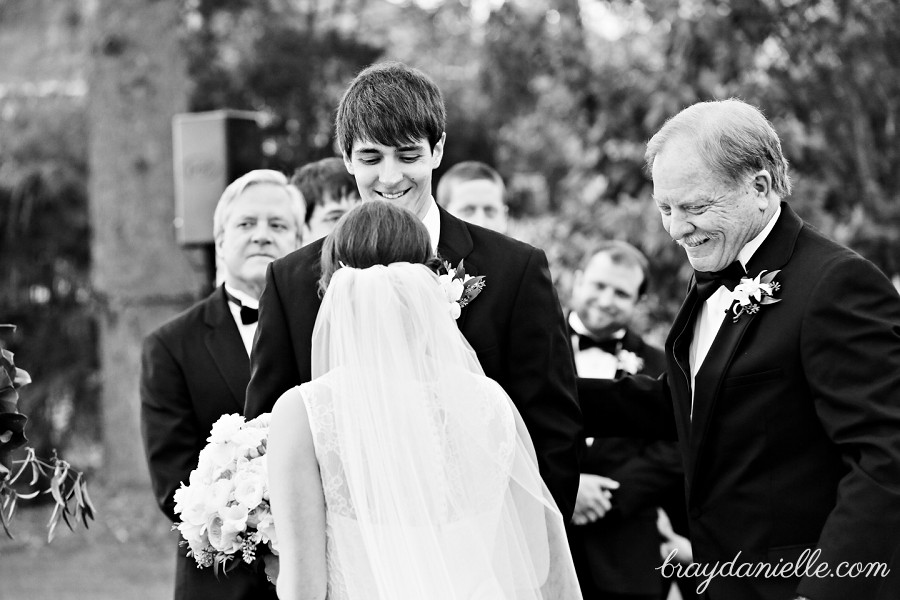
top-left (616, 349), bottom-right (644, 375)
top-left (438, 259), bottom-right (486, 320)
top-left (727, 270), bottom-right (782, 323)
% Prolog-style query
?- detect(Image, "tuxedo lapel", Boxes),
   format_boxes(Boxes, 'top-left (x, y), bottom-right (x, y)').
top-left (436, 207), bottom-right (477, 330)
top-left (683, 202), bottom-right (803, 489)
top-left (203, 287), bottom-right (251, 412)
top-left (665, 290), bottom-right (700, 446)
top-left (688, 307), bottom-right (759, 480)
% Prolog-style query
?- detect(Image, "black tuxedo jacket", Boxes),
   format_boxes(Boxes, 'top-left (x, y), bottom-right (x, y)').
top-left (568, 325), bottom-right (682, 596)
top-left (245, 206), bottom-right (582, 517)
top-left (140, 287), bottom-right (276, 600)
top-left (582, 203), bottom-right (900, 600)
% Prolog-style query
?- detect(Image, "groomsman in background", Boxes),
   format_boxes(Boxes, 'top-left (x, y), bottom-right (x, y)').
top-left (566, 241), bottom-right (688, 600)
top-left (290, 157), bottom-right (360, 245)
top-left (436, 160), bottom-right (509, 234)
top-left (140, 170), bottom-right (304, 600)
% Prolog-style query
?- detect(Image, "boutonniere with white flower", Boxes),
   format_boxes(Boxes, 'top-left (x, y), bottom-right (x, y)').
top-left (616, 349), bottom-right (644, 375)
top-left (438, 259), bottom-right (486, 320)
top-left (727, 270), bottom-right (782, 323)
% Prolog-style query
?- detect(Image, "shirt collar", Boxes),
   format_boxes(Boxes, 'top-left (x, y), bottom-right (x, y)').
top-left (737, 204), bottom-right (781, 269)
top-left (568, 311), bottom-right (625, 341)
top-left (223, 284), bottom-right (259, 310)
top-left (422, 198), bottom-right (441, 254)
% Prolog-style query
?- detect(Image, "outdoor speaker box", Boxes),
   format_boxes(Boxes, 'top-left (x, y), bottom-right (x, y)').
top-left (172, 110), bottom-right (264, 245)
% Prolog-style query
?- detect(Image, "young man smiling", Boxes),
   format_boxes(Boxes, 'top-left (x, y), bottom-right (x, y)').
top-left (244, 62), bottom-right (582, 518)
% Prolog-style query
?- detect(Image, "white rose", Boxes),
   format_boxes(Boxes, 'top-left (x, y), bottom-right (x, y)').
top-left (441, 277), bottom-right (464, 302)
top-left (232, 427), bottom-right (266, 454)
top-left (199, 441), bottom-right (237, 473)
top-left (206, 514), bottom-right (242, 554)
top-left (173, 483), bottom-right (192, 515)
top-left (448, 301), bottom-right (462, 320)
top-left (177, 519), bottom-right (206, 549)
top-left (255, 509), bottom-right (278, 550)
top-left (205, 478), bottom-right (235, 513)
top-left (208, 413), bottom-right (246, 444)
top-left (220, 503), bottom-right (249, 535)
top-left (247, 413), bottom-right (271, 429)
top-left (233, 469), bottom-right (266, 509)
top-left (174, 484), bottom-right (209, 526)
top-left (189, 455), bottom-right (216, 486)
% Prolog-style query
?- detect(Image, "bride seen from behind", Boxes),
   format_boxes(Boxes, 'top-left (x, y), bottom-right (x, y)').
top-left (267, 201), bottom-right (582, 600)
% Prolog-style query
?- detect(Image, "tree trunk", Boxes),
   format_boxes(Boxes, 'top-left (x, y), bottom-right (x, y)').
top-left (87, 1), bottom-right (206, 487)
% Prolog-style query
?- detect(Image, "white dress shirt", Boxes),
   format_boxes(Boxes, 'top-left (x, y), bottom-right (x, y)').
top-left (568, 311), bottom-right (625, 380)
top-left (224, 284), bottom-right (259, 356)
top-left (689, 205), bottom-right (781, 413)
top-left (422, 198), bottom-right (441, 255)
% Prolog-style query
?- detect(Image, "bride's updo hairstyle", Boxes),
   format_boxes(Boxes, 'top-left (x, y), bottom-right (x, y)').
top-left (318, 201), bottom-right (439, 294)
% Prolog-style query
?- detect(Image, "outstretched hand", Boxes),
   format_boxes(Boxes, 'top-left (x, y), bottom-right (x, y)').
top-left (572, 473), bottom-right (620, 525)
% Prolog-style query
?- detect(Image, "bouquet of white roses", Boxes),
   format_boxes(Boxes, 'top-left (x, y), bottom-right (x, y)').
top-left (173, 413), bottom-right (278, 574)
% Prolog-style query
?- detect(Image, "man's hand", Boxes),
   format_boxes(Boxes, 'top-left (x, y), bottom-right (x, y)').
top-left (572, 473), bottom-right (619, 525)
top-left (657, 508), bottom-right (693, 563)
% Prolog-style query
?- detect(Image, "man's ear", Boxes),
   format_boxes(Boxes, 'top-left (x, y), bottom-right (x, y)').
top-left (214, 233), bottom-right (224, 259)
top-left (752, 170), bottom-right (772, 209)
top-left (431, 132), bottom-right (447, 169)
top-left (342, 152), bottom-right (354, 175)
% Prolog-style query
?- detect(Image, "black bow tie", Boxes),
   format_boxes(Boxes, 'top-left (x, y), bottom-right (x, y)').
top-left (576, 334), bottom-right (620, 355)
top-left (225, 291), bottom-right (259, 325)
top-left (694, 261), bottom-right (746, 302)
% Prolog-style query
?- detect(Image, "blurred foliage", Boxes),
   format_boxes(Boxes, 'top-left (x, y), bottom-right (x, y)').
top-left (2, 0), bottom-right (899, 467)
top-left (182, 0), bottom-right (383, 170)
top-left (0, 97), bottom-right (100, 470)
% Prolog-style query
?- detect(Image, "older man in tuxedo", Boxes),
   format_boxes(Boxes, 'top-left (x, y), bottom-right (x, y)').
top-left (244, 61), bottom-right (582, 518)
top-left (582, 99), bottom-right (900, 600)
top-left (140, 170), bottom-right (304, 600)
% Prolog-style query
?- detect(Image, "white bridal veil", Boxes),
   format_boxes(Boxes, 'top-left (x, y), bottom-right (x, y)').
top-left (301, 262), bottom-right (582, 600)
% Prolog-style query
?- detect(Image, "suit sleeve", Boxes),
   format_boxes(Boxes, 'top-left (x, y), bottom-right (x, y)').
top-left (605, 440), bottom-right (683, 518)
top-left (579, 374), bottom-right (677, 440)
top-left (139, 331), bottom-right (202, 522)
top-left (505, 248), bottom-right (583, 519)
top-left (797, 255), bottom-right (900, 599)
top-left (245, 262), bottom-right (301, 419)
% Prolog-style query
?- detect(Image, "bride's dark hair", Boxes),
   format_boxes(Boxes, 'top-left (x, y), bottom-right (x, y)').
top-left (319, 201), bottom-right (441, 295)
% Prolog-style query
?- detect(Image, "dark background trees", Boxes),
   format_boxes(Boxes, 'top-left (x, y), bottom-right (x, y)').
top-left (1, 0), bottom-right (897, 481)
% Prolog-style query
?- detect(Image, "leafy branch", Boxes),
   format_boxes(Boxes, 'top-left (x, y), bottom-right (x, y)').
top-left (1, 324), bottom-right (96, 542)
top-left (1, 447), bottom-right (96, 541)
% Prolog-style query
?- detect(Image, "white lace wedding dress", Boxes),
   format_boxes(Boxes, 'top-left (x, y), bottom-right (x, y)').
top-left (285, 262), bottom-right (581, 600)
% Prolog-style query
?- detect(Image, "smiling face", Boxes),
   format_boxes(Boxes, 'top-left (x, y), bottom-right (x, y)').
top-left (216, 183), bottom-right (301, 296)
top-left (343, 135), bottom-right (445, 220)
top-left (651, 136), bottom-right (773, 272)
top-left (572, 253), bottom-right (643, 339)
